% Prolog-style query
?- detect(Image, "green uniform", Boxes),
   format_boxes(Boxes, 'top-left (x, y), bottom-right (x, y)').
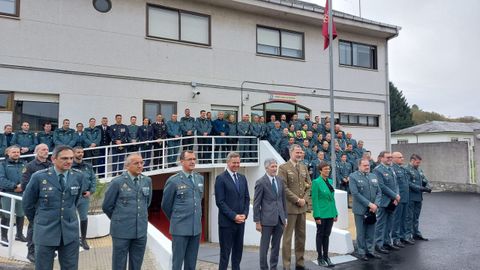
top-left (11, 131), bottom-right (36, 154)
top-left (53, 128), bottom-right (76, 147)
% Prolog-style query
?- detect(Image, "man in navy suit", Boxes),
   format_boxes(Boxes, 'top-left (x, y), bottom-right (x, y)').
top-left (215, 152), bottom-right (250, 270)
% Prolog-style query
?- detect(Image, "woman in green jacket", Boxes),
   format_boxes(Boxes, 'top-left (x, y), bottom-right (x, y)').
top-left (312, 161), bottom-right (338, 267)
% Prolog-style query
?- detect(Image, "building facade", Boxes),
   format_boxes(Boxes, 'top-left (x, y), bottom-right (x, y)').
top-left (0, 0), bottom-right (399, 155)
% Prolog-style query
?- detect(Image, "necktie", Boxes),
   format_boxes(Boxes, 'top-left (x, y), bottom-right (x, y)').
top-left (233, 173), bottom-right (240, 192)
top-left (134, 177), bottom-right (139, 187)
top-left (58, 174), bottom-right (65, 191)
top-left (272, 177), bottom-right (278, 195)
top-left (188, 175), bottom-right (195, 185)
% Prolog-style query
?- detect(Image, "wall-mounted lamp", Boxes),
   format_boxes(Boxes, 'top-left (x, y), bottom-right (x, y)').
top-left (191, 82), bottom-right (200, 98)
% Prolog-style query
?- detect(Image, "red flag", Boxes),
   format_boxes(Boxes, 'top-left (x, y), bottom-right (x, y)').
top-left (322, 0), bottom-right (337, 49)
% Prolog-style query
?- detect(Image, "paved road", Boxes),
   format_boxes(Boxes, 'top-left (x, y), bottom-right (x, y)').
top-left (335, 192), bottom-right (480, 270)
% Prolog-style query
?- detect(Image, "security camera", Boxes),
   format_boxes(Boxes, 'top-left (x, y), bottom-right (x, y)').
top-left (192, 89), bottom-right (200, 98)
top-left (312, 89), bottom-right (317, 94)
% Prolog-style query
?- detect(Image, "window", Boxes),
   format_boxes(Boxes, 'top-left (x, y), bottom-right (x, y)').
top-left (339, 113), bottom-right (379, 127)
top-left (13, 101), bottom-right (59, 132)
top-left (143, 100), bottom-right (177, 122)
top-left (0, 0), bottom-right (19, 17)
top-left (397, 139), bottom-right (409, 144)
top-left (0, 92), bottom-right (13, 110)
top-left (451, 137), bottom-right (459, 142)
top-left (339, 40), bottom-right (377, 69)
top-left (211, 105), bottom-right (238, 122)
top-left (147, 4), bottom-right (210, 46)
top-left (257, 26), bottom-right (304, 59)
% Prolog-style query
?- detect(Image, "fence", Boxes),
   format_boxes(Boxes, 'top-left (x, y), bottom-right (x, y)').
top-left (0, 192), bottom-right (23, 258)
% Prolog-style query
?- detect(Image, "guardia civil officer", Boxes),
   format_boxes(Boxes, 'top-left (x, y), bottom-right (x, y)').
top-left (127, 116), bottom-right (139, 152)
top-left (373, 151), bottom-right (400, 254)
top-left (11, 121), bottom-right (36, 156)
top-left (96, 117), bottom-right (111, 178)
top-left (102, 154), bottom-right (152, 270)
top-left (3, 124), bottom-right (14, 148)
top-left (53, 119), bottom-right (76, 147)
top-left (405, 154), bottom-right (431, 242)
top-left (161, 150), bottom-right (204, 270)
top-left (349, 158), bottom-right (382, 261)
top-left (226, 114), bottom-right (238, 153)
top-left (21, 143), bottom-right (52, 262)
top-left (109, 114), bottom-right (130, 175)
top-left (0, 146), bottom-right (27, 246)
top-left (72, 146), bottom-right (96, 250)
top-left (212, 112), bottom-right (229, 161)
top-left (84, 118), bottom-right (101, 170)
top-left (237, 114), bottom-right (251, 162)
top-left (137, 117), bottom-right (154, 170)
top-left (180, 108), bottom-right (196, 151)
top-left (391, 152), bottom-right (411, 247)
top-left (195, 110), bottom-right (212, 164)
top-left (151, 114), bottom-right (167, 169)
top-left (249, 115), bottom-right (263, 162)
top-left (23, 145), bottom-right (85, 270)
top-left (166, 114), bottom-right (182, 166)
top-left (36, 122), bottom-right (55, 151)
top-left (74, 122), bottom-right (86, 147)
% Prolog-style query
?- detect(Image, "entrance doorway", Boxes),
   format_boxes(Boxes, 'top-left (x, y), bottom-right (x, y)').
top-left (251, 101), bottom-right (311, 123)
top-left (148, 172), bottom-right (209, 242)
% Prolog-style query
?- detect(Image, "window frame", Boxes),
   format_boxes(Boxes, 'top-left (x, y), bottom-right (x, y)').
top-left (256, 25), bottom-right (305, 60)
top-left (146, 3), bottom-right (211, 46)
top-left (338, 113), bottom-right (380, 127)
top-left (339, 40), bottom-right (377, 70)
top-left (0, 92), bottom-right (14, 111)
top-left (143, 100), bottom-right (177, 122)
top-left (0, 0), bottom-right (20, 17)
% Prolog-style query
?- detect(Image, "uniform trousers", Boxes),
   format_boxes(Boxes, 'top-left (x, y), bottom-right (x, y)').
top-left (407, 200), bottom-right (423, 238)
top-left (374, 207), bottom-right (395, 247)
top-left (112, 235), bottom-right (147, 270)
top-left (392, 202), bottom-right (408, 243)
top-left (111, 147), bottom-right (126, 175)
top-left (182, 136), bottom-right (194, 151)
top-left (35, 239), bottom-right (79, 270)
top-left (76, 197), bottom-right (90, 221)
top-left (354, 214), bottom-right (375, 255)
top-left (172, 234), bottom-right (200, 270)
top-left (282, 213), bottom-right (306, 269)
top-left (167, 140), bottom-right (181, 165)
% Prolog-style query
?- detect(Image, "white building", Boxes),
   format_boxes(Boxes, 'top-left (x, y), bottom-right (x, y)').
top-left (391, 121), bottom-right (480, 145)
top-left (0, 0), bottom-right (399, 266)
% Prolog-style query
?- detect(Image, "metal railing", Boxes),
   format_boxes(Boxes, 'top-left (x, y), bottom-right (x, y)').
top-left (0, 135), bottom-right (260, 180)
top-left (0, 192), bottom-right (23, 258)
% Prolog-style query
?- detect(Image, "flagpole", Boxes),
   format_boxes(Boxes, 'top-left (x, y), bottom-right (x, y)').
top-left (327, 0), bottom-right (336, 188)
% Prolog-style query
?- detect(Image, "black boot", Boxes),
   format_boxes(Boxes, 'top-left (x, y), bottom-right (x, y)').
top-left (80, 220), bottom-right (90, 250)
top-left (15, 217), bottom-right (27, 242)
top-left (1, 218), bottom-right (9, 247)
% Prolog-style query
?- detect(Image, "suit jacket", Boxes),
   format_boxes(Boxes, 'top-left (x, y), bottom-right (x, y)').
top-left (22, 167), bottom-right (85, 246)
top-left (96, 125), bottom-right (111, 146)
top-left (277, 160), bottom-right (311, 214)
top-left (214, 170), bottom-right (250, 227)
top-left (253, 174), bottom-right (287, 226)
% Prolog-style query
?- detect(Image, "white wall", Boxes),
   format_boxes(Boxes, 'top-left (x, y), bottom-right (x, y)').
top-left (392, 133), bottom-right (474, 145)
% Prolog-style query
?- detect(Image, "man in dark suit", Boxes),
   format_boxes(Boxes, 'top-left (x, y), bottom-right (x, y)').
top-left (215, 152), bottom-right (250, 270)
top-left (96, 117), bottom-right (111, 178)
top-left (254, 158), bottom-right (287, 270)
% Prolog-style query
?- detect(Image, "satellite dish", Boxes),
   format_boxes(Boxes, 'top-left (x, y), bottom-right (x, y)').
top-left (93, 0), bottom-right (112, 13)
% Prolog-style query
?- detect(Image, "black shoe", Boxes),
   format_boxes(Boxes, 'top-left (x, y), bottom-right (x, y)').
top-left (394, 242), bottom-right (405, 248)
top-left (317, 258), bottom-right (328, 267)
top-left (413, 235), bottom-right (429, 241)
top-left (80, 238), bottom-right (90, 250)
top-left (366, 253), bottom-right (382, 259)
top-left (401, 238), bottom-right (415, 245)
top-left (357, 254), bottom-right (369, 261)
top-left (15, 234), bottom-right (27, 242)
top-left (295, 266), bottom-right (309, 270)
top-left (27, 253), bottom-right (35, 263)
top-left (324, 257), bottom-right (335, 267)
top-left (384, 244), bottom-right (400, 251)
top-left (375, 246), bottom-right (390, 254)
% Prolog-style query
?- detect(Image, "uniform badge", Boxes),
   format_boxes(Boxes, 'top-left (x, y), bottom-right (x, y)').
top-left (198, 183), bottom-right (204, 187)
top-left (384, 173), bottom-right (389, 176)
top-left (22, 167), bottom-right (27, 173)
top-left (372, 179), bottom-right (378, 184)
top-left (42, 180), bottom-right (47, 184)
top-left (122, 183), bottom-right (128, 189)
top-left (48, 187), bottom-right (53, 191)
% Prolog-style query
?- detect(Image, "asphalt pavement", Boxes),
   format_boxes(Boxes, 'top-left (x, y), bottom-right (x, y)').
top-left (334, 192), bottom-right (480, 270)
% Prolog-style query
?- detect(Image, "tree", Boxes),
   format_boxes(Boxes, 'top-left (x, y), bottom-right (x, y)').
top-left (389, 82), bottom-right (414, 132)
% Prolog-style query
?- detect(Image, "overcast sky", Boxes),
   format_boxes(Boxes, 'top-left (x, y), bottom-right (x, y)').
top-left (305, 0), bottom-right (480, 118)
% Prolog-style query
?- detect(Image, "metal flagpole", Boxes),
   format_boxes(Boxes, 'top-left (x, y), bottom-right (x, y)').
top-left (327, 0), bottom-right (337, 188)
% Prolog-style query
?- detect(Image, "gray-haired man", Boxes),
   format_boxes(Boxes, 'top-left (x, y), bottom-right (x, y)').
top-left (254, 158), bottom-right (287, 270)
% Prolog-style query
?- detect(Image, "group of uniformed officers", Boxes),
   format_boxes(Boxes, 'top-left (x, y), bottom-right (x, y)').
top-left (0, 110), bottom-right (433, 270)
